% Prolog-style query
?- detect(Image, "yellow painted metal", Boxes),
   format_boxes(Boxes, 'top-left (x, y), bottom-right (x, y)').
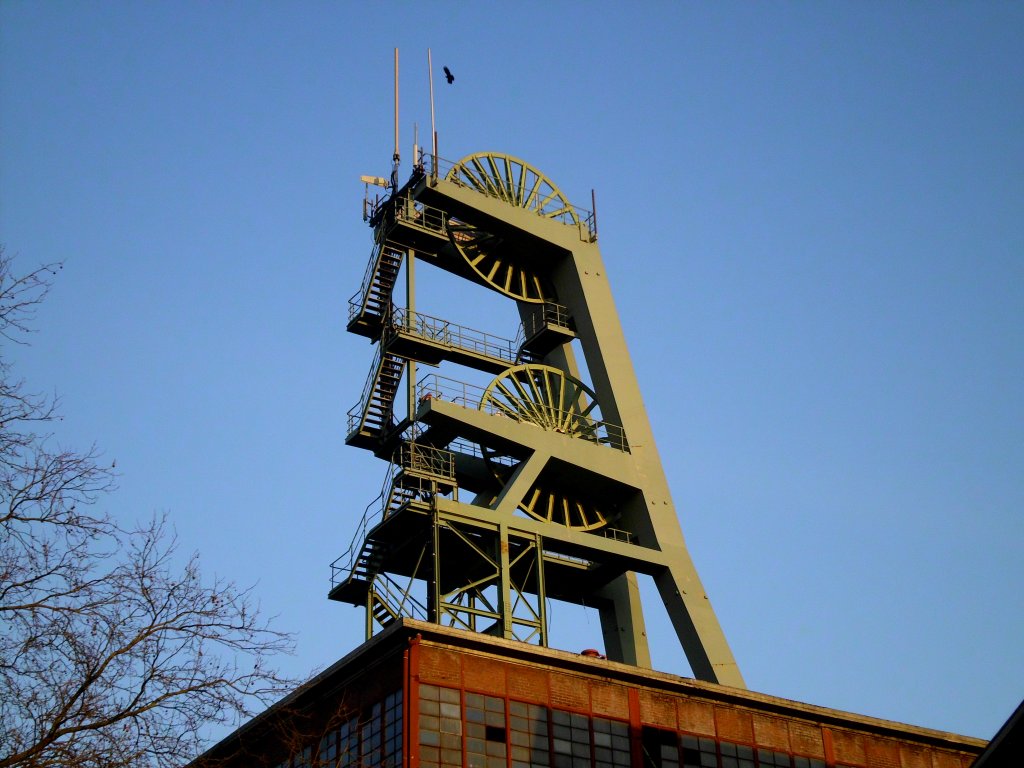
top-left (479, 365), bottom-right (608, 531)
top-left (446, 152), bottom-right (579, 224)
top-left (480, 364), bottom-right (598, 434)
top-left (447, 222), bottom-right (551, 303)
top-left (443, 152), bottom-right (578, 302)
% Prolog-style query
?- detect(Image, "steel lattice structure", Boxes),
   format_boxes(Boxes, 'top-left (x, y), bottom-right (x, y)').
top-left (330, 153), bottom-right (745, 688)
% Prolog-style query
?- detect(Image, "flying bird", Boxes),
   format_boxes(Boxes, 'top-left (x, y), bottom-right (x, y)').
top-left (443, 66), bottom-right (454, 84)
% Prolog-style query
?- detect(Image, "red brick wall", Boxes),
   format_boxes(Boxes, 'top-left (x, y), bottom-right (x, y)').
top-left (415, 644), bottom-right (978, 768)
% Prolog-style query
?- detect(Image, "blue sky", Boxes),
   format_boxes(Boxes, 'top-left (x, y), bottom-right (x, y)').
top-left (2, 0), bottom-right (1021, 746)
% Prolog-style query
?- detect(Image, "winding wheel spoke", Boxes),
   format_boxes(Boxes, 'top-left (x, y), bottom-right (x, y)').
top-left (479, 365), bottom-right (608, 531)
top-left (445, 153), bottom-right (577, 303)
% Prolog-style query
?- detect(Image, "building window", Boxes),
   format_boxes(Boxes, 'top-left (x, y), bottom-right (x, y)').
top-left (792, 758), bottom-right (826, 768)
top-left (383, 690), bottom-right (403, 767)
top-left (644, 727), bottom-right (680, 768)
top-left (362, 702), bottom-right (383, 768)
top-left (420, 684), bottom-right (463, 768)
top-left (465, 692), bottom-right (507, 768)
top-left (510, 700), bottom-right (550, 768)
top-left (593, 717), bottom-right (631, 768)
top-left (719, 742), bottom-right (754, 768)
top-left (320, 717), bottom-right (359, 768)
top-left (553, 709), bottom-right (592, 768)
top-left (681, 735), bottom-right (717, 768)
top-left (756, 749), bottom-right (791, 768)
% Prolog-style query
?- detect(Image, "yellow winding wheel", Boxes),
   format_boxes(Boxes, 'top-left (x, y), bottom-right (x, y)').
top-left (479, 364), bottom-right (608, 531)
top-left (446, 153), bottom-right (577, 303)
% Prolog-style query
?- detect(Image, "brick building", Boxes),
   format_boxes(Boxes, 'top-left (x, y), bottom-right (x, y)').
top-left (190, 620), bottom-right (987, 768)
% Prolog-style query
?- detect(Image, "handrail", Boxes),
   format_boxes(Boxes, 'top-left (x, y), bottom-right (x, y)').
top-left (415, 373), bottom-right (629, 453)
top-left (446, 437), bottom-right (515, 467)
top-left (348, 239), bottom-right (384, 316)
top-left (374, 572), bottom-right (428, 622)
top-left (415, 374), bottom-right (488, 411)
top-left (601, 527), bottom-right (634, 544)
top-left (388, 307), bottom-right (519, 365)
top-left (397, 442), bottom-right (456, 481)
top-left (330, 460), bottom-right (397, 588)
top-left (346, 344), bottom-right (388, 434)
top-left (521, 302), bottom-right (574, 343)
top-left (392, 194), bottom-right (447, 237)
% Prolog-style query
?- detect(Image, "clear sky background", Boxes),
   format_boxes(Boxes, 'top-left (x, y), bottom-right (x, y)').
top-left (2, 0), bottom-right (1021, 748)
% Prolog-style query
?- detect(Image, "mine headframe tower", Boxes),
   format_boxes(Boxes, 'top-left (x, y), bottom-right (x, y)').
top-left (329, 153), bottom-right (745, 689)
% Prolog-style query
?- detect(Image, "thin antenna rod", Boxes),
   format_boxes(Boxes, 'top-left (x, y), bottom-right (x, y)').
top-left (390, 48), bottom-right (400, 191)
top-left (428, 49), bottom-right (436, 162)
top-left (393, 48), bottom-right (400, 159)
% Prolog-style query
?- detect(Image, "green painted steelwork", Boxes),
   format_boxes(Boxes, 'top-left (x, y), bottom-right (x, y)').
top-left (332, 152), bottom-right (745, 689)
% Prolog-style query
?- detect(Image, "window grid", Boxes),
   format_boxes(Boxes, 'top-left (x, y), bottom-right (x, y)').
top-left (510, 700), bottom-right (550, 768)
top-left (319, 717), bottom-right (359, 768)
top-left (757, 748), bottom-right (791, 768)
top-left (681, 735), bottom-right (718, 768)
top-left (420, 683), bottom-right (463, 768)
top-left (593, 717), bottom-right (631, 768)
top-left (384, 690), bottom-right (403, 768)
top-left (793, 758), bottom-right (827, 768)
top-left (552, 709), bottom-right (592, 768)
top-left (720, 741), bottom-right (755, 768)
top-left (465, 692), bottom-right (507, 768)
top-left (362, 701), bottom-right (383, 768)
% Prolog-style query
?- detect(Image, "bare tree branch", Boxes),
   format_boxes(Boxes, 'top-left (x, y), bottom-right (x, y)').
top-left (0, 250), bottom-right (299, 768)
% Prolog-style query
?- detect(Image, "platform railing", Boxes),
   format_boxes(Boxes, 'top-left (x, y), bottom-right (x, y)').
top-left (415, 374), bottom-right (488, 411)
top-left (397, 442), bottom-right (456, 481)
top-left (445, 437), bottom-right (516, 468)
top-left (520, 302), bottom-right (574, 344)
top-left (392, 194), bottom-right (447, 236)
top-left (388, 307), bottom-right (519, 364)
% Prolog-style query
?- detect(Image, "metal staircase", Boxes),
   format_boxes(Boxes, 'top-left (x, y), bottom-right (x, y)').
top-left (350, 538), bottom-right (386, 587)
top-left (346, 347), bottom-right (406, 449)
top-left (383, 481), bottom-right (419, 518)
top-left (370, 597), bottom-right (398, 628)
top-left (348, 241), bottom-right (405, 339)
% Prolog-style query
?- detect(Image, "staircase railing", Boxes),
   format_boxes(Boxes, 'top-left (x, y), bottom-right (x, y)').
top-left (372, 572), bottom-right (428, 623)
top-left (346, 345), bottom-right (404, 436)
top-left (330, 461), bottom-right (396, 589)
top-left (329, 444), bottom-right (448, 591)
top-left (349, 240), bottom-right (385, 318)
top-left (347, 345), bottom-right (385, 434)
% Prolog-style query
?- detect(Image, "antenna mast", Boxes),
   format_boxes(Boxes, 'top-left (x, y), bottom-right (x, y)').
top-left (391, 48), bottom-right (400, 190)
top-left (428, 48), bottom-right (437, 167)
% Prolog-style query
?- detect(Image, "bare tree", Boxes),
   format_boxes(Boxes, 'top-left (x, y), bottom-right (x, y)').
top-left (0, 252), bottom-right (298, 768)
